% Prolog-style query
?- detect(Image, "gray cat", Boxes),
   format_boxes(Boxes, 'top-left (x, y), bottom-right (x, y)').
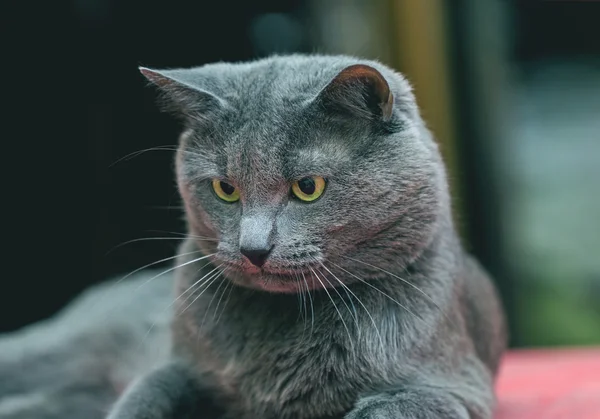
top-left (0, 54), bottom-right (506, 419)
top-left (109, 55), bottom-right (507, 418)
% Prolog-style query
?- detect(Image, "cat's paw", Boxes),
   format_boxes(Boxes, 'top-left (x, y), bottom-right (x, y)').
top-left (345, 393), bottom-right (471, 419)
top-left (344, 395), bottom-right (397, 419)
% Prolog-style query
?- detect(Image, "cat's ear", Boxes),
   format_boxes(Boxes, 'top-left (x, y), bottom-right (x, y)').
top-left (316, 64), bottom-right (394, 122)
top-left (139, 67), bottom-right (226, 122)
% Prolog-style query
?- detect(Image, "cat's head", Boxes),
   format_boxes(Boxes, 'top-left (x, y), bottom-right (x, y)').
top-left (141, 55), bottom-right (449, 292)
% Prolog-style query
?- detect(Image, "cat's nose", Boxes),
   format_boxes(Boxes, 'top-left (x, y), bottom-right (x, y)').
top-left (240, 246), bottom-right (273, 268)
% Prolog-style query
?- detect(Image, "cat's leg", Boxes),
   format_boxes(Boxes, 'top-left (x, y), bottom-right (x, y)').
top-left (345, 365), bottom-right (495, 419)
top-left (346, 388), bottom-right (494, 419)
top-left (345, 389), bottom-right (480, 419)
top-left (107, 361), bottom-right (223, 419)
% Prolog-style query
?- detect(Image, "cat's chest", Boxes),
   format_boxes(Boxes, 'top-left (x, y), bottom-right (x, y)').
top-left (201, 325), bottom-right (365, 418)
top-left (177, 288), bottom-right (396, 418)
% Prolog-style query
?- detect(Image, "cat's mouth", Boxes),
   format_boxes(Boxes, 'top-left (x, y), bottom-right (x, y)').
top-left (220, 261), bottom-right (324, 293)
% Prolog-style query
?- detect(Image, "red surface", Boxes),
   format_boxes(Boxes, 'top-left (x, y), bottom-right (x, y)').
top-left (495, 348), bottom-right (600, 418)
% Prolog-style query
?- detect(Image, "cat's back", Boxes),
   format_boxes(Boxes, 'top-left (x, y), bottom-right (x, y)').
top-left (0, 270), bottom-right (173, 419)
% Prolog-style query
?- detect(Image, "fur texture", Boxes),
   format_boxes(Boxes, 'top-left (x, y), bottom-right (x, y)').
top-left (0, 272), bottom-right (171, 419)
top-left (0, 55), bottom-right (506, 419)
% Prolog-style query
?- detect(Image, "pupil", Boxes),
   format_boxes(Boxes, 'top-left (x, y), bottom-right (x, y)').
top-left (298, 178), bottom-right (316, 195)
top-left (220, 181), bottom-right (235, 195)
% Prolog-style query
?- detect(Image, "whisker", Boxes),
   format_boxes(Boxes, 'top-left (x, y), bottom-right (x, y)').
top-left (175, 264), bottom-right (223, 309)
top-left (301, 270), bottom-right (315, 335)
top-left (293, 272), bottom-right (308, 343)
top-left (321, 262), bottom-right (385, 351)
top-left (341, 256), bottom-right (446, 318)
top-left (330, 261), bottom-right (424, 323)
top-left (187, 268), bottom-right (228, 333)
top-left (133, 253), bottom-right (216, 293)
top-left (109, 146), bottom-right (179, 167)
top-left (145, 230), bottom-right (217, 241)
top-left (179, 266), bottom-right (225, 317)
top-left (294, 272), bottom-right (306, 324)
top-left (109, 146), bottom-right (206, 167)
top-left (310, 267), bottom-right (354, 351)
top-left (144, 205), bottom-right (186, 210)
top-left (316, 266), bottom-right (359, 332)
top-left (299, 272), bottom-right (308, 327)
top-left (213, 278), bottom-right (232, 320)
top-left (105, 237), bottom-right (213, 256)
top-left (319, 266), bottom-right (358, 321)
top-left (136, 261), bottom-right (220, 350)
top-left (215, 273), bottom-right (235, 324)
top-left (110, 249), bottom-right (204, 289)
top-left (208, 274), bottom-right (229, 321)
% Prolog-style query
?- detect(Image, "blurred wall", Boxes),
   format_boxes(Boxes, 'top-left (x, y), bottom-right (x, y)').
top-left (2, 0), bottom-right (312, 332)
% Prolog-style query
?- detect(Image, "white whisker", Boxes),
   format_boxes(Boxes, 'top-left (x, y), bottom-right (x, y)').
top-left (299, 272), bottom-right (308, 327)
top-left (144, 205), bottom-right (186, 210)
top-left (319, 266), bottom-right (358, 321)
top-left (342, 256), bottom-right (446, 316)
top-left (330, 261), bottom-right (424, 323)
top-left (215, 274), bottom-right (235, 324)
top-left (186, 269), bottom-right (227, 334)
top-left (310, 267), bottom-right (354, 351)
top-left (301, 270), bottom-right (315, 335)
top-left (294, 272), bottom-right (306, 324)
top-left (179, 267), bottom-right (225, 317)
top-left (109, 146), bottom-right (179, 167)
top-left (109, 146), bottom-right (206, 167)
top-left (321, 262), bottom-right (385, 350)
top-left (207, 274), bottom-right (228, 321)
top-left (111, 249), bottom-right (205, 289)
top-left (105, 237), bottom-right (214, 256)
top-left (133, 253), bottom-right (216, 293)
top-left (213, 278), bottom-right (232, 320)
top-left (316, 266), bottom-right (359, 336)
top-left (293, 272), bottom-right (308, 344)
top-left (169, 263), bottom-right (218, 306)
top-left (145, 230), bottom-right (217, 241)
top-left (136, 261), bottom-right (220, 350)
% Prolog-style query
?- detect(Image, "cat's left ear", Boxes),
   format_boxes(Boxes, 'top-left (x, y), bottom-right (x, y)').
top-left (139, 67), bottom-right (226, 122)
top-left (315, 64), bottom-right (394, 122)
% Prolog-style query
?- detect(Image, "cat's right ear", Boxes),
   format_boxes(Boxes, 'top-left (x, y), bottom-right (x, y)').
top-left (315, 64), bottom-right (395, 123)
top-left (139, 67), bottom-right (226, 123)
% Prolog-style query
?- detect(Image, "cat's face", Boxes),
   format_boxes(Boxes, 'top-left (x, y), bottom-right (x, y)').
top-left (143, 55), bottom-right (445, 292)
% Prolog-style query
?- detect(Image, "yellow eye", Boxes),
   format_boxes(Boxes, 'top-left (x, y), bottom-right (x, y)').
top-left (291, 176), bottom-right (326, 202)
top-left (212, 179), bottom-right (240, 202)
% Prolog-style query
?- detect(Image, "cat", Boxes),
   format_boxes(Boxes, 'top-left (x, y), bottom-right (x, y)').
top-left (0, 54), bottom-right (506, 419)
top-left (108, 54), bottom-right (507, 419)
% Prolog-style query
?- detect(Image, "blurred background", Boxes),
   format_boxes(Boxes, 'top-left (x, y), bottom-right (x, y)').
top-left (3, 0), bottom-right (599, 348)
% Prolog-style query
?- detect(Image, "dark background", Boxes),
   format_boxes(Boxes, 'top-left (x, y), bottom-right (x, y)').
top-left (3, 0), bottom-right (600, 347)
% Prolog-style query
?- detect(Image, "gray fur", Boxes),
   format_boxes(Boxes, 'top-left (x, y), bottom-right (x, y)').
top-left (0, 271), bottom-right (172, 419)
top-left (0, 54), bottom-right (506, 419)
